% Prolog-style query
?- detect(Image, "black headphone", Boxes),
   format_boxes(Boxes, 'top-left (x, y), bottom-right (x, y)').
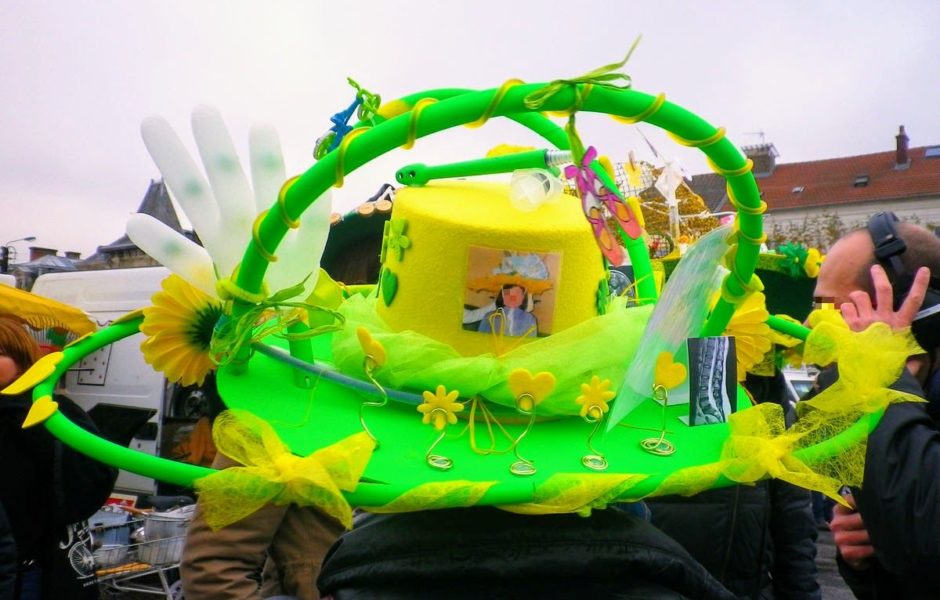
top-left (867, 211), bottom-right (940, 352)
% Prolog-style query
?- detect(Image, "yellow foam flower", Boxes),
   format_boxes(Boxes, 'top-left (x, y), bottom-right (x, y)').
top-left (575, 376), bottom-right (615, 420)
top-left (140, 274), bottom-right (224, 387)
top-left (418, 385), bottom-right (463, 430)
top-left (724, 291), bottom-right (773, 381)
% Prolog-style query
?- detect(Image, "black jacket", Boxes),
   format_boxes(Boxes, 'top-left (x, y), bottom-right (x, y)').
top-left (649, 480), bottom-right (819, 600)
top-left (0, 391), bottom-right (116, 582)
top-left (318, 507), bottom-right (736, 599)
top-left (0, 503), bottom-right (14, 600)
top-left (836, 368), bottom-right (940, 599)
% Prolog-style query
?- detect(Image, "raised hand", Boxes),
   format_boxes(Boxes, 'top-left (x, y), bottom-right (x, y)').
top-left (840, 264), bottom-right (931, 333)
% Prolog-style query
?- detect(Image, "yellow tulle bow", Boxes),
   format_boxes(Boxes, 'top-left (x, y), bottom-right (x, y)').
top-left (804, 322), bottom-right (925, 413)
top-left (195, 410), bottom-right (375, 531)
top-left (722, 403), bottom-right (838, 498)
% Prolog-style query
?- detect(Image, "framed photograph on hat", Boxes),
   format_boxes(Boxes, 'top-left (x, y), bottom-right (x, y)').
top-left (462, 247), bottom-right (559, 338)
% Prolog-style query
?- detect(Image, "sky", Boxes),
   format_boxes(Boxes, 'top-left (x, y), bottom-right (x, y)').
top-left (2, 0), bottom-right (939, 261)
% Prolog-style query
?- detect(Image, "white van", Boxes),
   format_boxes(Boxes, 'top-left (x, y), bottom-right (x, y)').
top-left (31, 267), bottom-right (201, 497)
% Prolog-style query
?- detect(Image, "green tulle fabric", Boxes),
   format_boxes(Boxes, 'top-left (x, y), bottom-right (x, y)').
top-left (331, 293), bottom-right (653, 415)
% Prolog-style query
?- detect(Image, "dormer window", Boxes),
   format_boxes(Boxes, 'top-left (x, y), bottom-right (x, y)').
top-left (853, 174), bottom-right (870, 187)
top-left (791, 186), bottom-right (804, 194)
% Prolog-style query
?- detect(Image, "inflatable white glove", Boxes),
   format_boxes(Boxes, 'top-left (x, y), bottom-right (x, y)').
top-left (128, 105), bottom-right (332, 300)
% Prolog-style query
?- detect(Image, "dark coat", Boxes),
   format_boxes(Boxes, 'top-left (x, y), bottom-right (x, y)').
top-left (0, 503), bottom-right (14, 600)
top-left (649, 481), bottom-right (820, 599)
top-left (649, 371), bottom-right (820, 599)
top-left (0, 391), bottom-right (116, 595)
top-left (318, 507), bottom-right (736, 599)
top-left (836, 368), bottom-right (940, 599)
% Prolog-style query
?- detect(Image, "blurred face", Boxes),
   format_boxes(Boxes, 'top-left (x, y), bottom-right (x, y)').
top-left (813, 232), bottom-right (873, 311)
top-left (0, 354), bottom-right (20, 388)
top-left (502, 285), bottom-right (526, 309)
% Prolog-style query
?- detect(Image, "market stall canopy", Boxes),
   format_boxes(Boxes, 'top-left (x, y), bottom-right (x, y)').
top-left (0, 284), bottom-right (96, 336)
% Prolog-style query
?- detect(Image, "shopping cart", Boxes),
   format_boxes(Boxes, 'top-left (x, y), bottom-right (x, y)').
top-left (89, 503), bottom-right (195, 599)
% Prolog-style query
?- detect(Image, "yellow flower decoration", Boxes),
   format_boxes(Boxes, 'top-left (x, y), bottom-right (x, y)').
top-left (140, 275), bottom-right (224, 387)
top-left (508, 369), bottom-right (557, 412)
top-left (418, 385), bottom-right (463, 430)
top-left (575, 376), bottom-right (615, 420)
top-left (804, 248), bottom-right (823, 278)
top-left (654, 352), bottom-right (687, 390)
top-left (724, 291), bottom-right (773, 381)
top-left (356, 327), bottom-right (386, 369)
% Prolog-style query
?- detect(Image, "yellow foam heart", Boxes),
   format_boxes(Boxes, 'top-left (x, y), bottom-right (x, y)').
top-left (22, 395), bottom-right (59, 428)
top-left (508, 369), bottom-right (557, 410)
top-left (1, 352), bottom-right (64, 396)
top-left (654, 352), bottom-right (687, 390)
top-left (356, 327), bottom-right (387, 368)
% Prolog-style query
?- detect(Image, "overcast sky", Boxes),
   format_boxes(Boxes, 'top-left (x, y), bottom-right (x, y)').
top-left (2, 0), bottom-right (938, 260)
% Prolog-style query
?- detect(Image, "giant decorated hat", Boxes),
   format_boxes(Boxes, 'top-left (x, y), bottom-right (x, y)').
top-left (5, 66), bottom-right (902, 529)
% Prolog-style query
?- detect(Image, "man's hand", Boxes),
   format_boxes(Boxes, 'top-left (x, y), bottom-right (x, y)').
top-left (840, 264), bottom-right (931, 332)
top-left (831, 492), bottom-right (875, 571)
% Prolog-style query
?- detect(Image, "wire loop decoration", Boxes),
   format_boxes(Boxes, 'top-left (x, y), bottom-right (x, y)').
top-left (509, 392), bottom-right (538, 476)
top-left (358, 353), bottom-right (388, 446)
top-left (640, 384), bottom-right (676, 456)
top-left (581, 405), bottom-right (609, 471)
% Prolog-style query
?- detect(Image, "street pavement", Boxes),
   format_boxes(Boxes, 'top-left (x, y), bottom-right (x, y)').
top-left (817, 527), bottom-right (856, 599)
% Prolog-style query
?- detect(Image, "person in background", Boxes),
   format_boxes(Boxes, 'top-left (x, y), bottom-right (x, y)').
top-left (812, 216), bottom-right (940, 598)
top-left (181, 196), bottom-right (392, 600)
top-left (648, 370), bottom-right (820, 599)
top-left (0, 317), bottom-right (116, 599)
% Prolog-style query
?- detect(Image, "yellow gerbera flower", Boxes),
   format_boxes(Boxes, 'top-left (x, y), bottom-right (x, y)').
top-left (724, 291), bottom-right (773, 381)
top-left (575, 376), bottom-right (615, 420)
top-left (418, 385), bottom-right (463, 430)
top-left (140, 274), bottom-right (224, 387)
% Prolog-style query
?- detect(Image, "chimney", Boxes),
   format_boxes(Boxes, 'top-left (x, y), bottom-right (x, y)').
top-left (896, 125), bottom-right (910, 169)
top-left (29, 247), bottom-right (57, 261)
top-left (741, 143), bottom-right (779, 178)
top-left (64, 251), bottom-right (81, 260)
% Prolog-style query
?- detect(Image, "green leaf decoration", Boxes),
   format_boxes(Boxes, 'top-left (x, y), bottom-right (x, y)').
top-left (381, 268), bottom-right (398, 306)
top-left (596, 275), bottom-right (610, 315)
top-left (382, 218), bottom-right (412, 262)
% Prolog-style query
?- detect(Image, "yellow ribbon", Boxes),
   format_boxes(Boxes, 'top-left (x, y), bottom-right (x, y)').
top-left (194, 410), bottom-right (375, 530)
top-left (803, 322), bottom-right (925, 414)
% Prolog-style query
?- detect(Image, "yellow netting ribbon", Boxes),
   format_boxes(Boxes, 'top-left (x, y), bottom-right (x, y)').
top-left (362, 480), bottom-right (497, 513)
top-left (656, 402), bottom-right (844, 503)
top-left (803, 321), bottom-right (925, 413)
top-left (653, 321), bottom-right (926, 504)
top-left (194, 410), bottom-right (375, 530)
top-left (500, 473), bottom-right (647, 516)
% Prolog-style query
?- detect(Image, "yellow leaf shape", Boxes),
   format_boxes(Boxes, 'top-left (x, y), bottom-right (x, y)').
top-left (22, 395), bottom-right (59, 428)
top-left (1, 352), bottom-right (64, 395)
top-left (654, 352), bottom-right (686, 390)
